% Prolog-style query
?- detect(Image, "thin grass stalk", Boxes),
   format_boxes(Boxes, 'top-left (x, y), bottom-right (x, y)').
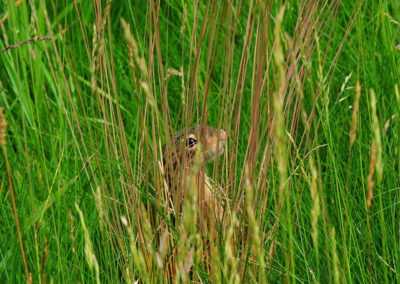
top-left (216, 1), bottom-right (243, 269)
top-left (222, 214), bottom-right (239, 284)
top-left (175, 148), bottom-right (202, 282)
top-left (244, 166), bottom-right (266, 282)
top-left (121, 17), bottom-right (161, 273)
top-left (290, 2), bottom-right (355, 280)
top-left (246, 2), bottom-right (266, 186)
top-left (232, 1), bottom-right (259, 277)
top-left (1, 108), bottom-right (30, 282)
top-left (90, 3), bottom-right (138, 274)
top-left (340, 81), bottom-right (362, 279)
top-left (150, 0), bottom-right (173, 188)
top-left (330, 227), bottom-right (340, 284)
top-left (121, 216), bottom-right (150, 282)
top-left (286, 29), bottom-right (324, 280)
top-left (270, 8), bottom-right (295, 282)
top-left (347, 81), bottom-right (361, 181)
top-left (369, 90), bottom-right (383, 187)
top-left (38, 0), bottom-right (99, 194)
top-left (297, 0), bottom-right (358, 162)
top-left (229, 0), bottom-right (256, 220)
top-left (369, 89), bottom-right (388, 281)
top-left (39, 236), bottom-right (48, 284)
top-left (273, 4), bottom-right (288, 205)
top-left (366, 142), bottom-right (376, 217)
top-left (121, 18), bottom-right (160, 121)
top-left (185, 0), bottom-right (212, 124)
top-left (75, 203), bottom-right (100, 284)
top-left (324, 1), bottom-right (363, 90)
top-left (295, 2), bottom-right (356, 280)
top-left (106, 13), bottom-right (137, 201)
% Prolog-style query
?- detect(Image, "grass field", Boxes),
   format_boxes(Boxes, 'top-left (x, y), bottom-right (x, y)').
top-left (1, 0), bottom-right (400, 282)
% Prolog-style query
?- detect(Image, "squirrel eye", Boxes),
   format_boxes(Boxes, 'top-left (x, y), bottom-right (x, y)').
top-left (187, 137), bottom-right (197, 148)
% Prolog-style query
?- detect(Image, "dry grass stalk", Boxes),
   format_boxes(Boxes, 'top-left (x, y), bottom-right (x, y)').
top-left (367, 142), bottom-right (376, 210)
top-left (98, 0), bottom-right (113, 55)
top-left (89, 0), bottom-right (112, 93)
top-left (68, 210), bottom-right (76, 254)
top-left (244, 166), bottom-right (266, 283)
top-left (164, 68), bottom-right (184, 81)
top-left (121, 215), bottom-right (148, 283)
top-left (0, 36), bottom-right (53, 53)
top-left (286, 27), bottom-right (322, 265)
top-left (349, 81), bottom-right (361, 152)
top-left (269, 9), bottom-right (296, 276)
top-left (181, 4), bottom-right (187, 35)
top-left (121, 17), bottom-right (160, 117)
top-left (222, 215), bottom-right (239, 283)
top-left (94, 186), bottom-right (105, 232)
top-left (310, 151), bottom-right (320, 258)
top-left (0, 107), bottom-right (6, 147)
top-left (40, 236), bottom-right (48, 284)
top-left (330, 227), bottom-right (340, 284)
top-left (90, 24), bottom-right (99, 94)
top-left (272, 6), bottom-right (288, 209)
top-left (369, 89), bottom-right (383, 185)
top-left (1, 107), bottom-right (31, 282)
top-left (75, 203), bottom-right (100, 284)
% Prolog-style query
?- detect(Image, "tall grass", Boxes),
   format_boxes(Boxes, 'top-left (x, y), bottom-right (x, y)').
top-left (1, 0), bottom-right (399, 282)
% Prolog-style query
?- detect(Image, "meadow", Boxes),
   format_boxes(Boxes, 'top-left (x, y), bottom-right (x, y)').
top-left (1, 0), bottom-right (400, 282)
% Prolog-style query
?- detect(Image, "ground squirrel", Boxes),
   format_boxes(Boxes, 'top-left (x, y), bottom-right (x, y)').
top-left (162, 125), bottom-right (227, 222)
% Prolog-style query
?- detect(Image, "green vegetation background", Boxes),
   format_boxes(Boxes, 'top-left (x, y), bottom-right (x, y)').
top-left (0, 0), bottom-right (399, 282)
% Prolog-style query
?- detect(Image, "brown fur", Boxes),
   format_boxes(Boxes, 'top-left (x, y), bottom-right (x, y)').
top-left (162, 125), bottom-right (226, 222)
